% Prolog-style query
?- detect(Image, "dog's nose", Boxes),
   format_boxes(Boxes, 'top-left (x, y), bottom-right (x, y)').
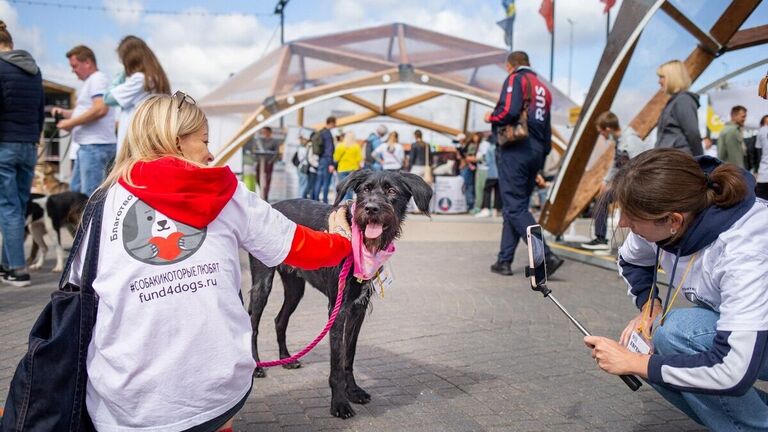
top-left (364, 203), bottom-right (380, 214)
top-left (158, 220), bottom-right (168, 228)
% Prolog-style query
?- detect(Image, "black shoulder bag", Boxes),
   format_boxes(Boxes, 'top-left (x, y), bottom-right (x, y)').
top-left (1, 190), bottom-right (106, 432)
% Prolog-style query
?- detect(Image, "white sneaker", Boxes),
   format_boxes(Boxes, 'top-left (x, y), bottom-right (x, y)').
top-left (474, 209), bottom-right (491, 218)
top-left (580, 238), bottom-right (610, 250)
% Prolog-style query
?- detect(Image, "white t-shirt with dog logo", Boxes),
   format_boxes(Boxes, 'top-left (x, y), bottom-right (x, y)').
top-left (68, 182), bottom-right (296, 432)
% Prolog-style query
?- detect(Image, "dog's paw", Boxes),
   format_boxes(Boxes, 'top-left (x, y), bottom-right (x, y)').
top-left (347, 386), bottom-right (371, 405)
top-left (253, 367), bottom-right (266, 378)
top-left (281, 360), bottom-right (302, 370)
top-left (330, 400), bottom-right (356, 419)
top-left (51, 266), bottom-right (64, 273)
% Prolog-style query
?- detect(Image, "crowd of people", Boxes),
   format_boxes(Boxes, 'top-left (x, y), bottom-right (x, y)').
top-left (0, 23), bottom-right (170, 287)
top-left (275, 120), bottom-right (510, 225)
top-left (287, 116), bottom-right (504, 212)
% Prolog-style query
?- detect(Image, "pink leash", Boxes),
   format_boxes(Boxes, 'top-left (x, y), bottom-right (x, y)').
top-left (255, 255), bottom-right (352, 368)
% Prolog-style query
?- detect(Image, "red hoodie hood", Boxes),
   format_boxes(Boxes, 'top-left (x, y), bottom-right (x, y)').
top-left (118, 157), bottom-right (238, 229)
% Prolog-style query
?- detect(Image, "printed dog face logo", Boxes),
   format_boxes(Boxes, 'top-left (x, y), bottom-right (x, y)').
top-left (438, 197), bottom-right (452, 212)
top-left (123, 200), bottom-right (206, 265)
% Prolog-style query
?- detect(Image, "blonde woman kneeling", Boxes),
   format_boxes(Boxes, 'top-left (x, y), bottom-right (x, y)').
top-left (70, 93), bottom-right (353, 432)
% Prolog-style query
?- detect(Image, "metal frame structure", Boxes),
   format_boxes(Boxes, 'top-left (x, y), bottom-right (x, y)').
top-left (201, 22), bottom-right (577, 167)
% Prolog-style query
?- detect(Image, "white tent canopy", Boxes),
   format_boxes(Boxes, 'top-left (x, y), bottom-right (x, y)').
top-left (198, 22), bottom-right (578, 170)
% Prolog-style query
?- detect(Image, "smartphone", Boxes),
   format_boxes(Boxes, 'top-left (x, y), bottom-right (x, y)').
top-left (526, 224), bottom-right (547, 288)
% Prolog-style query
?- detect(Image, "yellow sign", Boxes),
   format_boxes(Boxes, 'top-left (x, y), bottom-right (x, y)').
top-left (706, 106), bottom-right (725, 135)
top-left (568, 106), bottom-right (582, 126)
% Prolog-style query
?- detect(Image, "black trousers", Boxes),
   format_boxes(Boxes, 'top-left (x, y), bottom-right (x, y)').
top-left (757, 182), bottom-right (768, 200)
top-left (481, 178), bottom-right (502, 210)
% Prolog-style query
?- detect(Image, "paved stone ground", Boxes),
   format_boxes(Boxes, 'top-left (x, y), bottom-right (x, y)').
top-left (2, 215), bottom-right (752, 431)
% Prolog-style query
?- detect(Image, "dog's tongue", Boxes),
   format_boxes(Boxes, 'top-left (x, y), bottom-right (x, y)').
top-left (364, 223), bottom-right (383, 239)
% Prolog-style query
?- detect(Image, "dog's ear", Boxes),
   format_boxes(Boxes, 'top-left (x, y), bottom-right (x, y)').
top-left (399, 172), bottom-right (433, 216)
top-left (333, 169), bottom-right (373, 206)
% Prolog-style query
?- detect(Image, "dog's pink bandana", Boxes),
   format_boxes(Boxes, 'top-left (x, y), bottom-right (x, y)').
top-left (350, 203), bottom-right (395, 280)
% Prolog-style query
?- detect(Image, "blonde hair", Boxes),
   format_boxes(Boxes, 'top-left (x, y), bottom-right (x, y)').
top-left (656, 60), bottom-right (691, 94)
top-left (101, 94), bottom-right (207, 190)
top-left (343, 131), bottom-right (356, 146)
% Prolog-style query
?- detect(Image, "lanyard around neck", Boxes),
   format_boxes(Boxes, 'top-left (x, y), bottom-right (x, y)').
top-left (647, 250), bottom-right (698, 337)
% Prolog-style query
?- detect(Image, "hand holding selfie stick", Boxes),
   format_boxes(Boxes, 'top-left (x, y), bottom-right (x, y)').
top-left (525, 225), bottom-right (642, 392)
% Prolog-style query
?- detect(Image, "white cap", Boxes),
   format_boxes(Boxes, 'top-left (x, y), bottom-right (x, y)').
top-left (376, 125), bottom-right (388, 136)
top-left (456, 133), bottom-right (466, 141)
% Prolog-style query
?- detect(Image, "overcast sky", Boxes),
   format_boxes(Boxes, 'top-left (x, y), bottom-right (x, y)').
top-left (2, 0), bottom-right (764, 111)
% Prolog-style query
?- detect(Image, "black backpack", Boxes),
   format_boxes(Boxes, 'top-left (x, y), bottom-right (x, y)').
top-left (1, 192), bottom-right (105, 432)
top-left (311, 129), bottom-right (325, 156)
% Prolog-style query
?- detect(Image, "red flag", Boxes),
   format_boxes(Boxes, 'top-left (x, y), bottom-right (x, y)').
top-left (600, 0), bottom-right (616, 13)
top-left (539, 0), bottom-right (554, 33)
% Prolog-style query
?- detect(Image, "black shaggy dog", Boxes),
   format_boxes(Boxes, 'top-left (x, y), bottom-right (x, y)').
top-left (248, 169), bottom-right (432, 419)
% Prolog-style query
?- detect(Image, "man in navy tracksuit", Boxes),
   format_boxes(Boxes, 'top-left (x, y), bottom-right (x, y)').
top-left (485, 51), bottom-right (563, 276)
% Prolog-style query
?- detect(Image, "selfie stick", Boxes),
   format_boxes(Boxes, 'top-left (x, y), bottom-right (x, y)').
top-left (525, 270), bottom-right (643, 392)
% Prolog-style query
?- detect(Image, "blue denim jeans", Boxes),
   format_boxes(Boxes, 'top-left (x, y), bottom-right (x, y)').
top-left (0, 142), bottom-right (37, 269)
top-left (78, 143), bottom-right (116, 196)
top-left (651, 307), bottom-right (768, 431)
top-left (70, 158), bottom-right (81, 193)
top-left (298, 170), bottom-right (308, 199)
top-left (313, 157), bottom-right (333, 203)
top-left (460, 166), bottom-right (475, 210)
top-left (303, 172), bottom-right (317, 199)
top-left (337, 170), bottom-right (354, 201)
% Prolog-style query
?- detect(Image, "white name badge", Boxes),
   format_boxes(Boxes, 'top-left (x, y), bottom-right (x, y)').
top-left (627, 331), bottom-right (653, 355)
top-left (372, 264), bottom-right (394, 297)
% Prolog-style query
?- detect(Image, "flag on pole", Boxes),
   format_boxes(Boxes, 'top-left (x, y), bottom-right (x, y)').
top-left (503, 0), bottom-right (516, 16)
top-left (600, 0), bottom-right (617, 13)
top-left (496, 0), bottom-right (516, 50)
top-left (539, 0), bottom-right (554, 33)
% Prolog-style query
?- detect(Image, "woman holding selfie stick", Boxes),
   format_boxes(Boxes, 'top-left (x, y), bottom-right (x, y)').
top-left (585, 149), bottom-right (768, 431)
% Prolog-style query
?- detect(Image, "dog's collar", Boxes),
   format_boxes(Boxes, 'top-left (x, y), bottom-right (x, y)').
top-left (350, 202), bottom-right (395, 281)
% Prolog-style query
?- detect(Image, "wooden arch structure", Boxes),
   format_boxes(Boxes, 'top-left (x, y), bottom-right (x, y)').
top-left (200, 23), bottom-right (577, 167)
top-left (541, 0), bottom-right (767, 235)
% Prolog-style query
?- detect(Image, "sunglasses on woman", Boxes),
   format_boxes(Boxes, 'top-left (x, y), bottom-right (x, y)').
top-left (173, 90), bottom-right (196, 111)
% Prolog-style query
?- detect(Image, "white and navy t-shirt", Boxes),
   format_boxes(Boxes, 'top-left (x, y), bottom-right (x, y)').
top-left (69, 182), bottom-right (296, 432)
top-left (72, 70), bottom-right (116, 145)
top-left (618, 199), bottom-right (768, 395)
